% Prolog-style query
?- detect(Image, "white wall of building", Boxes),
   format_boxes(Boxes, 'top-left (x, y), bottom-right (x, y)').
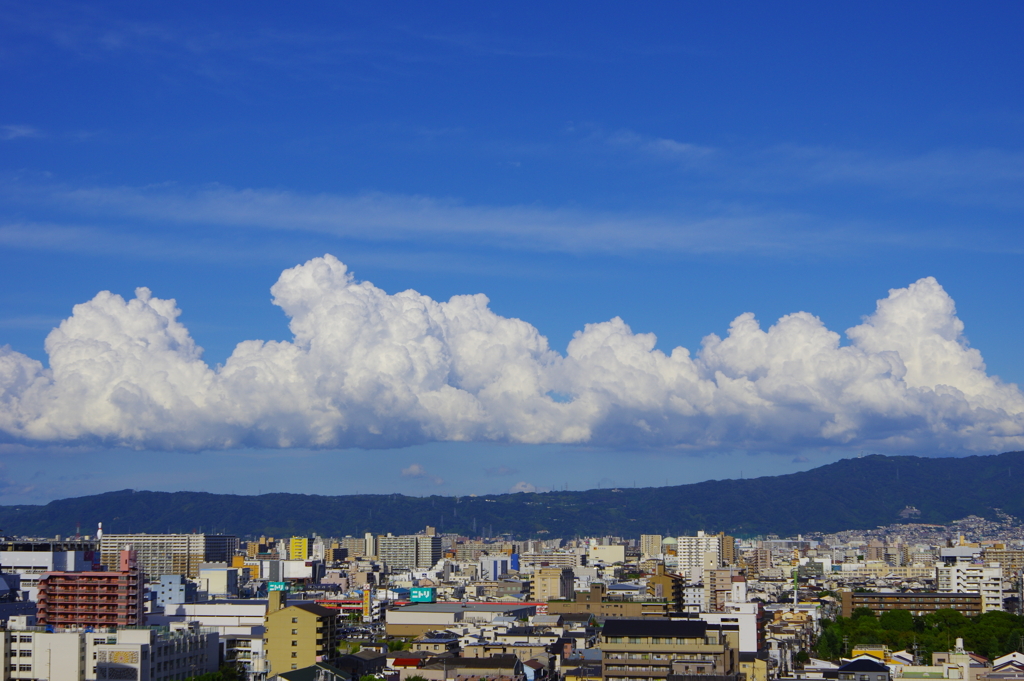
top-left (936, 563), bottom-right (1003, 612)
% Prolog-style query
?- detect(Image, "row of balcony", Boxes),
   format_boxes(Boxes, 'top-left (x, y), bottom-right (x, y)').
top-left (44, 602), bottom-right (141, 608)
top-left (39, 585), bottom-right (134, 589)
top-left (39, 599), bottom-right (139, 606)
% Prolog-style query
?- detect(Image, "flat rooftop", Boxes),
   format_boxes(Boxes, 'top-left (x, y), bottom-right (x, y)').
top-left (393, 603), bottom-right (534, 613)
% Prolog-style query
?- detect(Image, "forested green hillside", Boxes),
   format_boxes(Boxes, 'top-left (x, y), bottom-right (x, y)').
top-left (1, 452), bottom-right (1022, 539)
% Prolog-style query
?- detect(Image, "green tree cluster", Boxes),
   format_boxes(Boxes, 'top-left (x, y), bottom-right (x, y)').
top-left (816, 609), bottom-right (1024, 662)
top-left (185, 665), bottom-right (241, 681)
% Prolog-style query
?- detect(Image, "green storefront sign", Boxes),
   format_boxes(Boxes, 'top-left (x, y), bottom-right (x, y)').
top-left (410, 587), bottom-right (436, 602)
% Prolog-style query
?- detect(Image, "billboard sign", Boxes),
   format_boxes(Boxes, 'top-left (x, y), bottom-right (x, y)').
top-left (268, 581), bottom-right (288, 592)
top-left (363, 588), bottom-right (373, 619)
top-left (410, 587), bottom-right (436, 603)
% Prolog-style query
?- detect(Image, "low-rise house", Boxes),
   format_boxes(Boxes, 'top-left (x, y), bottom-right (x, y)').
top-left (412, 631), bottom-right (462, 654)
top-left (411, 654), bottom-right (526, 681)
top-left (837, 658), bottom-right (891, 681)
top-left (337, 648), bottom-right (387, 677)
top-left (275, 661), bottom-right (352, 681)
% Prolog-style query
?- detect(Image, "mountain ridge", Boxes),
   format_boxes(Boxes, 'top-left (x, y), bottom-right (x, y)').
top-left (1, 451), bottom-right (1021, 539)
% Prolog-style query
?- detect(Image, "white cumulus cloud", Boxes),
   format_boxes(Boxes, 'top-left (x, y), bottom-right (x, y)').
top-left (1, 255), bottom-right (1022, 454)
top-left (401, 463), bottom-right (443, 485)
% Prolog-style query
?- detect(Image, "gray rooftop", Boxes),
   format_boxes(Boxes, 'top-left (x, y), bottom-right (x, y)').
top-left (393, 603), bottom-right (534, 613)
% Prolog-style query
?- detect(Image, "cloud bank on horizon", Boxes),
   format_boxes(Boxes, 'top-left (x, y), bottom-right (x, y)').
top-left (1, 255), bottom-right (1022, 453)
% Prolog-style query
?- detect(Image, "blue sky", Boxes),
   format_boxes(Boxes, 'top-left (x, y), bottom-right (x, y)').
top-left (1, 2), bottom-right (1023, 506)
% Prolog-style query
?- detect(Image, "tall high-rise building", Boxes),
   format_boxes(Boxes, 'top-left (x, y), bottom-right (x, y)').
top-left (99, 533), bottom-right (239, 578)
top-left (719, 532), bottom-right (737, 566)
top-left (676, 531), bottom-right (723, 579)
top-left (534, 567), bottom-right (575, 602)
top-left (377, 534), bottom-right (441, 570)
top-left (364, 532), bottom-right (378, 559)
top-left (640, 535), bottom-right (664, 558)
top-left (289, 536), bottom-right (310, 561)
top-left (416, 535), bottom-right (442, 569)
top-left (38, 548), bottom-right (144, 629)
top-left (338, 536), bottom-right (365, 558)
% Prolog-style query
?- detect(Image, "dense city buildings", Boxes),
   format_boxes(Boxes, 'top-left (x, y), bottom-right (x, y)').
top-left (0, 513), bottom-right (1021, 681)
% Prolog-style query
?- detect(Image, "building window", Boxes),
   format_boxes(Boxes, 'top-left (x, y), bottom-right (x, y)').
top-left (292, 617), bottom-right (298, 623)
top-left (292, 641), bottom-right (298, 646)
top-left (292, 653), bottom-right (298, 658)
top-left (292, 629), bottom-right (298, 635)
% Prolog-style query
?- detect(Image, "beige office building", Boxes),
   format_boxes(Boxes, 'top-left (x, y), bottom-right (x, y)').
top-left (641, 535), bottom-right (664, 558)
top-left (534, 566), bottom-right (575, 602)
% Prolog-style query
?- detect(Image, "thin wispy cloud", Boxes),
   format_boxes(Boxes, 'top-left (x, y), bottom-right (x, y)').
top-left (1, 3), bottom-right (573, 89)
top-left (485, 465), bottom-right (519, 477)
top-left (0, 315), bottom-right (63, 331)
top-left (601, 129), bottom-right (716, 162)
top-left (0, 125), bottom-right (41, 140)
top-left (0, 221), bottom-right (298, 263)
top-left (0, 180), bottom-right (947, 258)
top-left (585, 127), bottom-right (1024, 210)
top-left (765, 144), bottom-right (1024, 209)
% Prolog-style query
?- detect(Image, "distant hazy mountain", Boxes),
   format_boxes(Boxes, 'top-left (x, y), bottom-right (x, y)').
top-left (1, 452), bottom-right (1022, 539)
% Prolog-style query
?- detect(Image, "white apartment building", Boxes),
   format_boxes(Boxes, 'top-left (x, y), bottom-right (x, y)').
top-left (151, 600), bottom-right (267, 677)
top-left (936, 562), bottom-right (1003, 612)
top-left (4, 619), bottom-right (219, 681)
top-left (677, 531), bottom-right (724, 582)
top-left (4, 628), bottom-right (85, 681)
top-left (196, 563), bottom-right (238, 599)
